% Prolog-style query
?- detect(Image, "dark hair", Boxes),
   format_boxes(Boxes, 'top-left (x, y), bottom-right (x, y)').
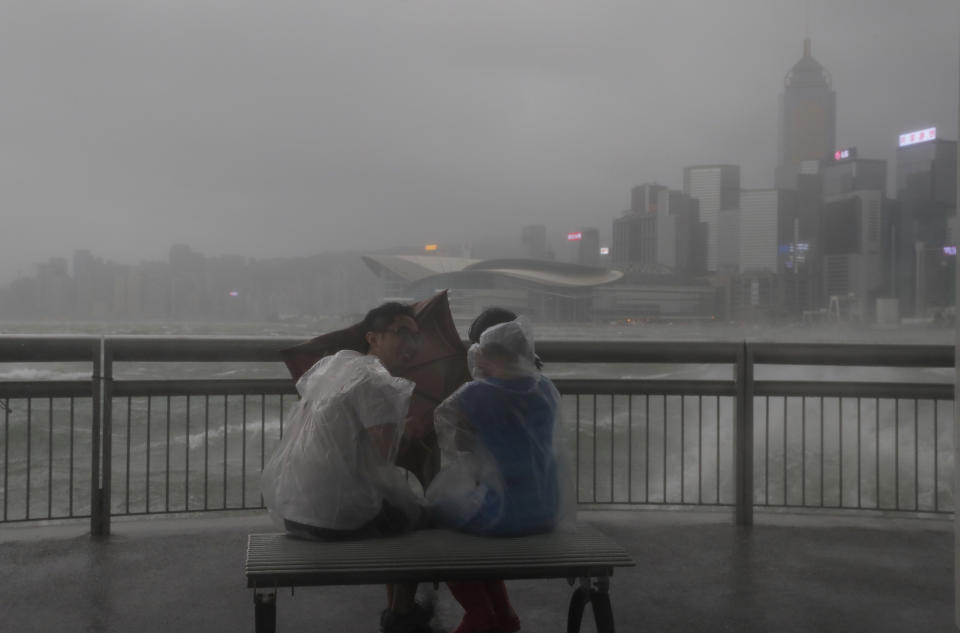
top-left (362, 302), bottom-right (416, 335)
top-left (468, 307), bottom-right (518, 344)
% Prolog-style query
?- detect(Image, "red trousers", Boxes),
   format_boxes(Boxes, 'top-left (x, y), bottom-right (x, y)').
top-left (446, 580), bottom-right (520, 633)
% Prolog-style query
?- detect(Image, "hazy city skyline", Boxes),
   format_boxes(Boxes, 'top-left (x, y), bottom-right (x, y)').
top-left (1, 1), bottom-right (957, 285)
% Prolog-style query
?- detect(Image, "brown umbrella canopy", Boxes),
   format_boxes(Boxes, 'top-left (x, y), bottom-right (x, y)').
top-left (279, 291), bottom-right (470, 488)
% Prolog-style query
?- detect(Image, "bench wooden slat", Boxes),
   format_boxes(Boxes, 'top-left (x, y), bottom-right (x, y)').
top-left (246, 524), bottom-right (634, 588)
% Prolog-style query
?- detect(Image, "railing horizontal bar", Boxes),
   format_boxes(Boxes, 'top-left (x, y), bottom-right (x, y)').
top-left (750, 343), bottom-right (953, 368)
top-left (115, 506), bottom-right (266, 518)
top-left (0, 381), bottom-right (94, 399)
top-left (0, 515), bottom-right (93, 524)
top-left (754, 380), bottom-right (953, 400)
top-left (553, 379), bottom-right (735, 397)
top-left (99, 338), bottom-right (956, 368)
top-left (575, 502), bottom-right (734, 510)
top-left (104, 337), bottom-right (305, 363)
top-left (112, 379), bottom-right (297, 398)
top-left (538, 341), bottom-right (741, 364)
top-left (0, 337), bottom-right (99, 362)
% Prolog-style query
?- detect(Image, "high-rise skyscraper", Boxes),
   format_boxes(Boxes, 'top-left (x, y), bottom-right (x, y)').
top-left (739, 190), bottom-right (786, 275)
top-left (655, 189), bottom-right (704, 275)
top-left (893, 129), bottom-right (958, 314)
top-left (613, 185), bottom-right (703, 276)
top-left (776, 39), bottom-right (836, 190)
top-left (683, 165), bottom-right (740, 272)
top-left (822, 152), bottom-right (886, 198)
top-left (818, 147), bottom-right (890, 320)
top-left (577, 228), bottom-right (601, 267)
top-left (731, 189), bottom-right (802, 320)
top-left (630, 183), bottom-right (667, 214)
top-left (521, 225), bottom-right (548, 259)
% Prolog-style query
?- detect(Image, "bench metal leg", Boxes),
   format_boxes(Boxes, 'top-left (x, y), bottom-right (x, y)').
top-left (591, 577), bottom-right (615, 633)
top-left (566, 584), bottom-right (591, 633)
top-left (254, 590), bottom-right (277, 633)
top-left (566, 577), bottom-right (616, 633)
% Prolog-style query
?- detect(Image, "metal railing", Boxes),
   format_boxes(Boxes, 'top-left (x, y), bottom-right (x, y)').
top-left (99, 337), bottom-right (301, 535)
top-left (552, 343), bottom-right (954, 525)
top-left (0, 337), bottom-right (101, 524)
top-left (750, 343), bottom-right (953, 518)
top-left (0, 336), bottom-right (952, 535)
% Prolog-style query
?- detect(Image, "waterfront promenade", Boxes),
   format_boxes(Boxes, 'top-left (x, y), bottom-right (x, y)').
top-left (0, 509), bottom-right (952, 633)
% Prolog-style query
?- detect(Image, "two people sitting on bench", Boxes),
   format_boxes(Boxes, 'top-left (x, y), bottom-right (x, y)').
top-left (426, 311), bottom-right (570, 633)
top-left (263, 303), bottom-right (569, 633)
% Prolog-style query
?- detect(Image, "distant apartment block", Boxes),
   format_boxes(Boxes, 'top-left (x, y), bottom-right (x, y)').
top-left (821, 190), bottom-right (887, 318)
top-left (683, 165), bottom-right (739, 272)
top-left (894, 133), bottom-right (958, 314)
top-left (521, 224), bottom-right (549, 260)
top-left (613, 185), bottom-right (703, 277)
top-left (576, 228), bottom-right (601, 267)
top-left (739, 190), bottom-right (781, 274)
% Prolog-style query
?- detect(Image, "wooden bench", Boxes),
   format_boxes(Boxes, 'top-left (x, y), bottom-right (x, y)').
top-left (246, 523), bottom-right (635, 633)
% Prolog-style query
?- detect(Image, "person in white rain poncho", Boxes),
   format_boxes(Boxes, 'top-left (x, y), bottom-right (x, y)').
top-left (426, 313), bottom-right (574, 633)
top-left (261, 302), bottom-right (435, 633)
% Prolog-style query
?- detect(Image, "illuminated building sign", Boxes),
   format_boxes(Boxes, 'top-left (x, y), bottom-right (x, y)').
top-left (944, 246), bottom-right (956, 256)
top-left (424, 244), bottom-right (438, 252)
top-left (833, 147), bottom-right (856, 161)
top-left (779, 242), bottom-right (809, 267)
top-left (898, 127), bottom-right (937, 148)
top-left (599, 247), bottom-right (609, 255)
top-left (228, 290), bottom-right (240, 297)
top-left (567, 232), bottom-right (582, 241)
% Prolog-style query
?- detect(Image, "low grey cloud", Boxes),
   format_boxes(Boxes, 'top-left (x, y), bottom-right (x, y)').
top-left (0, 0), bottom-right (956, 281)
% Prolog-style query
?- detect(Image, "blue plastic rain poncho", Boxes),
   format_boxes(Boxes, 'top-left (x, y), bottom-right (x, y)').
top-left (261, 350), bottom-right (424, 533)
top-left (425, 318), bottom-right (574, 536)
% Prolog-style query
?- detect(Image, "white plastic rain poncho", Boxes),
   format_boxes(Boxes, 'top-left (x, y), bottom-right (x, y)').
top-left (261, 350), bottom-right (424, 533)
top-left (425, 318), bottom-right (575, 536)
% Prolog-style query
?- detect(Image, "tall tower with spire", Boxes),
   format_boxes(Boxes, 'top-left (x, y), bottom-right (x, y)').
top-left (776, 38), bottom-right (836, 189)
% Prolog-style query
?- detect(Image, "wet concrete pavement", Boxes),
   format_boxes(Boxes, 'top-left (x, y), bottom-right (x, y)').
top-left (0, 509), bottom-right (953, 633)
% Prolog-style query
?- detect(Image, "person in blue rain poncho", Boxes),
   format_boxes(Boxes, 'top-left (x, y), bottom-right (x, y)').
top-left (426, 313), bottom-right (573, 633)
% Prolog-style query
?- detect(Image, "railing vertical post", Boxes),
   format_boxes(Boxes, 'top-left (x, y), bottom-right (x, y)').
top-left (90, 338), bottom-right (104, 536)
top-left (952, 47), bottom-right (960, 632)
top-left (735, 342), bottom-right (754, 526)
top-left (92, 339), bottom-right (113, 537)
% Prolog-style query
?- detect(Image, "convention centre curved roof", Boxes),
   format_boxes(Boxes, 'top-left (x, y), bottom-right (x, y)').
top-left (364, 255), bottom-right (622, 291)
top-left (361, 255), bottom-right (480, 283)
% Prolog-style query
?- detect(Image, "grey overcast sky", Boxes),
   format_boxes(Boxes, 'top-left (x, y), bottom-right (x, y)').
top-left (0, 0), bottom-right (957, 281)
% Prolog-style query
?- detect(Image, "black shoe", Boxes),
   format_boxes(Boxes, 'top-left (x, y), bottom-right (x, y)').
top-left (379, 604), bottom-right (435, 633)
top-left (409, 599), bottom-right (435, 625)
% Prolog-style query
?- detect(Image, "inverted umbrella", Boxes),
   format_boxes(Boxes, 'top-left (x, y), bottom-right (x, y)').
top-left (279, 290), bottom-right (470, 488)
